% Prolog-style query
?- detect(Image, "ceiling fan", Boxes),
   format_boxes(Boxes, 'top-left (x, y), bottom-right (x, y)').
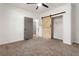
top-left (26, 3), bottom-right (49, 10)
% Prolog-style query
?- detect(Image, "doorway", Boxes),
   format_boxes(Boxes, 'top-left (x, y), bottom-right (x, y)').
top-left (33, 21), bottom-right (36, 37)
top-left (24, 17), bottom-right (33, 40)
top-left (51, 16), bottom-right (63, 40)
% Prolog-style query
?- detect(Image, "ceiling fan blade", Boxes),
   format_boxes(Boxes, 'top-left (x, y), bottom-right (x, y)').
top-left (42, 3), bottom-right (49, 8)
top-left (26, 3), bottom-right (36, 4)
top-left (36, 6), bottom-right (38, 10)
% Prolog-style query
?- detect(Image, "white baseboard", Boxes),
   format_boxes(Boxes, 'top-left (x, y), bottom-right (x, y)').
top-left (72, 41), bottom-right (79, 44)
top-left (63, 41), bottom-right (72, 45)
top-left (0, 39), bottom-right (23, 45)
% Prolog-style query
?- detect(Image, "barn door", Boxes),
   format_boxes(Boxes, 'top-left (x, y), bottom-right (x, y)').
top-left (42, 16), bottom-right (51, 39)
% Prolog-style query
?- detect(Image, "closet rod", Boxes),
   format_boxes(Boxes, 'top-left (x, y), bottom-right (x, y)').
top-left (42, 11), bottom-right (66, 18)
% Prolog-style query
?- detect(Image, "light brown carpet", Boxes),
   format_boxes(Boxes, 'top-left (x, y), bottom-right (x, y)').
top-left (0, 38), bottom-right (79, 56)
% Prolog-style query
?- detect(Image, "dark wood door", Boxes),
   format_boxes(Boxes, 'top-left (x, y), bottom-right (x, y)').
top-left (24, 17), bottom-right (33, 40)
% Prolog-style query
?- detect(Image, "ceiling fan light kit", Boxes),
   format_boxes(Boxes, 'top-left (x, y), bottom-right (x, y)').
top-left (37, 3), bottom-right (42, 7)
top-left (27, 3), bottom-right (49, 10)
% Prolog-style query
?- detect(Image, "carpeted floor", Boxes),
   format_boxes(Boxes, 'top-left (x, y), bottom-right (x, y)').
top-left (0, 38), bottom-right (79, 56)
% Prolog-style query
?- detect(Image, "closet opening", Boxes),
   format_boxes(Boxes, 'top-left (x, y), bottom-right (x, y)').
top-left (51, 15), bottom-right (63, 41)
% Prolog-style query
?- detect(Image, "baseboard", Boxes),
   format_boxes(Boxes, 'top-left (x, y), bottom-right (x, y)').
top-left (63, 41), bottom-right (72, 45)
top-left (0, 39), bottom-right (23, 45)
top-left (53, 38), bottom-right (62, 40)
top-left (72, 41), bottom-right (79, 44)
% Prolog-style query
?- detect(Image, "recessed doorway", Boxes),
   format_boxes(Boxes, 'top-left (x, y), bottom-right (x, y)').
top-left (33, 21), bottom-right (36, 37)
top-left (51, 15), bottom-right (63, 40)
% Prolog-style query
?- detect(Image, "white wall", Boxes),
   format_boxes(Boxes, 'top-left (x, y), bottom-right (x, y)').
top-left (71, 4), bottom-right (79, 43)
top-left (39, 4), bottom-right (72, 45)
top-left (53, 16), bottom-right (63, 40)
top-left (0, 4), bottom-right (37, 45)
